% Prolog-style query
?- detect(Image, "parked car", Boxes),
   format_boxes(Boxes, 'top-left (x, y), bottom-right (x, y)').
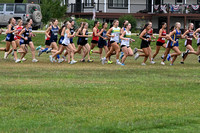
top-left (0, 3), bottom-right (42, 29)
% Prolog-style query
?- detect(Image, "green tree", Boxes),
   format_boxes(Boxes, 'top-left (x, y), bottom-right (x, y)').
top-left (119, 15), bottom-right (137, 32)
top-left (40, 0), bottom-right (67, 24)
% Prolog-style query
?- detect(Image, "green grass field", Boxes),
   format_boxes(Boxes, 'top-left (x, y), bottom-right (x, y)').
top-left (0, 33), bottom-right (200, 132)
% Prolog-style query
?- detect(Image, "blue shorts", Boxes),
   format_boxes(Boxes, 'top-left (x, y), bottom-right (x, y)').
top-left (6, 34), bottom-right (14, 42)
top-left (98, 40), bottom-right (107, 48)
top-left (58, 36), bottom-right (64, 45)
top-left (170, 41), bottom-right (179, 47)
top-left (70, 38), bottom-right (73, 43)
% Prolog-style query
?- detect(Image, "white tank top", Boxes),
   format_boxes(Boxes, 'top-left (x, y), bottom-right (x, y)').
top-left (121, 30), bottom-right (131, 46)
top-left (62, 30), bottom-right (70, 45)
top-left (110, 27), bottom-right (120, 43)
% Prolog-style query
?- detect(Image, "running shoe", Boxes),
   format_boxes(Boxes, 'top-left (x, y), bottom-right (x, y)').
top-left (170, 63), bottom-right (174, 66)
top-left (134, 53), bottom-right (139, 60)
top-left (87, 59), bottom-right (94, 63)
top-left (58, 58), bottom-right (64, 63)
top-left (121, 63), bottom-right (125, 66)
top-left (161, 62), bottom-right (165, 65)
top-left (150, 61), bottom-right (156, 64)
top-left (49, 55), bottom-right (53, 63)
top-left (167, 54), bottom-right (171, 61)
top-left (36, 45), bottom-right (41, 50)
top-left (180, 61), bottom-right (184, 64)
top-left (32, 59), bottom-right (38, 63)
top-left (102, 57), bottom-right (106, 65)
top-left (80, 59), bottom-right (85, 62)
top-left (141, 63), bottom-right (146, 66)
top-left (116, 61), bottom-right (122, 65)
top-left (107, 60), bottom-right (113, 64)
top-left (22, 58), bottom-right (26, 62)
top-left (38, 49), bottom-right (43, 57)
top-left (15, 59), bottom-right (21, 63)
top-left (46, 48), bottom-right (52, 53)
top-left (89, 50), bottom-right (93, 55)
top-left (4, 52), bottom-right (8, 59)
top-left (62, 56), bottom-right (67, 62)
top-left (70, 60), bottom-right (77, 64)
top-left (133, 48), bottom-right (138, 54)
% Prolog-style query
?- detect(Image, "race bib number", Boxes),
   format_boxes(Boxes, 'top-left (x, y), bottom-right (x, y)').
top-left (162, 38), bottom-right (165, 40)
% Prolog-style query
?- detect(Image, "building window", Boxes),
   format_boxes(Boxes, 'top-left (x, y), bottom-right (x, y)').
top-left (84, 0), bottom-right (94, 7)
top-left (176, 0), bottom-right (183, 3)
top-left (108, 0), bottom-right (128, 8)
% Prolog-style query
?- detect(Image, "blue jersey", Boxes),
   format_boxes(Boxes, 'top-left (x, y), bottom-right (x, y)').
top-left (99, 29), bottom-right (107, 41)
top-left (50, 26), bottom-right (59, 42)
top-left (171, 29), bottom-right (181, 47)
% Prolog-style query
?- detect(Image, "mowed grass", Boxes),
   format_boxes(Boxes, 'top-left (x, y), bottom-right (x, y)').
top-left (0, 33), bottom-right (200, 133)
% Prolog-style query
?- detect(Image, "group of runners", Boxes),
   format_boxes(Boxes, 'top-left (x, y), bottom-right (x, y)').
top-left (0, 17), bottom-right (200, 66)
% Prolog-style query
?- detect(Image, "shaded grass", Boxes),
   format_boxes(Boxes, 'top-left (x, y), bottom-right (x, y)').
top-left (0, 33), bottom-right (200, 132)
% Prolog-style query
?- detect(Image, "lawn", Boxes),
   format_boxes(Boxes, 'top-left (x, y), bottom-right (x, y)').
top-left (0, 33), bottom-right (200, 133)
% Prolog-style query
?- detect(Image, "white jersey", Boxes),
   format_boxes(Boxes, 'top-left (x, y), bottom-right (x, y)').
top-left (110, 27), bottom-right (120, 43)
top-left (62, 30), bottom-right (70, 46)
top-left (121, 30), bottom-right (131, 47)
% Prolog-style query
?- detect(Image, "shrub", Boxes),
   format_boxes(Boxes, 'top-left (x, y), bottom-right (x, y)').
top-left (119, 15), bottom-right (137, 32)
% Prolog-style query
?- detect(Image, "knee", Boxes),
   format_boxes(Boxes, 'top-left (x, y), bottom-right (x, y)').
top-left (145, 53), bottom-right (149, 57)
top-left (177, 52), bottom-right (181, 55)
top-left (129, 53), bottom-right (133, 56)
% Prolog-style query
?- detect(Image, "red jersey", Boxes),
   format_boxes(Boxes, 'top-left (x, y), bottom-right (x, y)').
top-left (157, 29), bottom-right (166, 43)
top-left (14, 25), bottom-right (23, 40)
top-left (92, 27), bottom-right (99, 41)
top-left (45, 32), bottom-right (51, 40)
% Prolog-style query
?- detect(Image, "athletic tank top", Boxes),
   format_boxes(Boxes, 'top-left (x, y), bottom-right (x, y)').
top-left (63, 30), bottom-right (70, 45)
top-left (92, 27), bottom-right (99, 41)
top-left (45, 32), bottom-right (51, 40)
top-left (22, 28), bottom-right (30, 40)
top-left (100, 29), bottom-right (107, 41)
top-left (172, 29), bottom-right (181, 42)
top-left (110, 27), bottom-right (120, 43)
top-left (70, 27), bottom-right (75, 35)
top-left (187, 30), bottom-right (193, 40)
top-left (15, 25), bottom-right (23, 39)
top-left (157, 29), bottom-right (166, 43)
top-left (121, 30), bottom-right (131, 46)
top-left (50, 26), bottom-right (59, 40)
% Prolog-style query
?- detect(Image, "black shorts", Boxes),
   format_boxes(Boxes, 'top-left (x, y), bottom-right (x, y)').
top-left (45, 40), bottom-right (51, 46)
top-left (121, 45), bottom-right (130, 48)
top-left (98, 40), bottom-right (107, 48)
top-left (197, 43), bottom-right (200, 46)
top-left (141, 40), bottom-right (149, 49)
top-left (91, 40), bottom-right (98, 44)
top-left (28, 37), bottom-right (32, 42)
top-left (50, 38), bottom-right (57, 43)
top-left (110, 41), bottom-right (115, 44)
top-left (80, 40), bottom-right (88, 46)
top-left (156, 41), bottom-right (165, 46)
